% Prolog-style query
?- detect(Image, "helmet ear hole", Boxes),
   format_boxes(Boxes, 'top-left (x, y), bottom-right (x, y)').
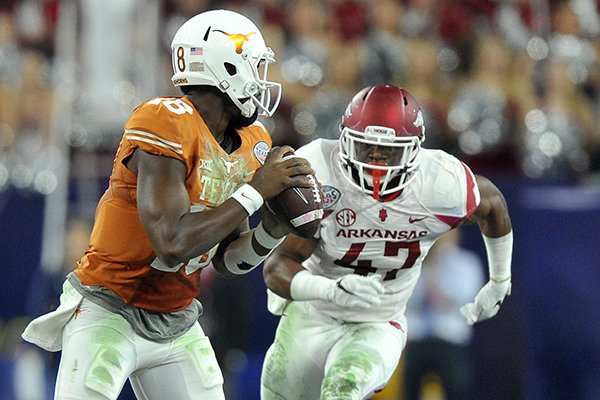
top-left (224, 62), bottom-right (237, 76)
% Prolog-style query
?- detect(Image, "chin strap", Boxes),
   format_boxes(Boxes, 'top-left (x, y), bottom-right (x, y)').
top-left (231, 107), bottom-right (259, 128)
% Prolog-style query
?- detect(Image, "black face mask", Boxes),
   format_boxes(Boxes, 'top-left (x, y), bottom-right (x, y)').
top-left (231, 107), bottom-right (259, 128)
top-left (221, 107), bottom-right (258, 153)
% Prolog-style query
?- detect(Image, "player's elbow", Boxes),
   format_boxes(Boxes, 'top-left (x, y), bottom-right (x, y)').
top-left (155, 250), bottom-right (185, 268)
top-left (152, 239), bottom-right (188, 268)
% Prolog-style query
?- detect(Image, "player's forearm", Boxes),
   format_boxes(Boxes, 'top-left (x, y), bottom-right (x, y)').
top-left (483, 231), bottom-right (513, 282)
top-left (264, 255), bottom-right (305, 299)
top-left (150, 199), bottom-right (250, 266)
top-left (219, 222), bottom-right (284, 276)
top-left (479, 197), bottom-right (512, 282)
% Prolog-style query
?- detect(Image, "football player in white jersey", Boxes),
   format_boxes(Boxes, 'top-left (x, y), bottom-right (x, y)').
top-left (260, 84), bottom-right (513, 400)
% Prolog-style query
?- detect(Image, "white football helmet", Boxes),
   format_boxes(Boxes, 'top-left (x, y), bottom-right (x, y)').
top-left (171, 9), bottom-right (281, 118)
top-left (339, 85), bottom-right (425, 199)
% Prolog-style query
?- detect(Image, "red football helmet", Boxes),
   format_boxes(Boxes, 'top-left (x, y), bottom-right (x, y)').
top-left (339, 85), bottom-right (425, 199)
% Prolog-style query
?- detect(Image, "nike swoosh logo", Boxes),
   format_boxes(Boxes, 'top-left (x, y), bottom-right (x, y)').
top-left (409, 216), bottom-right (427, 223)
top-left (237, 262), bottom-right (254, 271)
top-left (336, 280), bottom-right (353, 295)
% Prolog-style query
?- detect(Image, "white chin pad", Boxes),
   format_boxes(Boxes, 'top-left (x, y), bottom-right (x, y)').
top-left (241, 100), bottom-right (256, 117)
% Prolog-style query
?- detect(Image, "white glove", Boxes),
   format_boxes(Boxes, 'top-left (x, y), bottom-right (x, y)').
top-left (460, 280), bottom-right (511, 325)
top-left (327, 274), bottom-right (385, 309)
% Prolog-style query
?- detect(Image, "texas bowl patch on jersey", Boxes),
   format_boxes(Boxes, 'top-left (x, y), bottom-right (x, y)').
top-left (253, 141), bottom-right (270, 164)
top-left (322, 185), bottom-right (341, 216)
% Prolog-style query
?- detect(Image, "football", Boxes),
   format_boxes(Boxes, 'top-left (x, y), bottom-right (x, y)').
top-left (266, 173), bottom-right (324, 238)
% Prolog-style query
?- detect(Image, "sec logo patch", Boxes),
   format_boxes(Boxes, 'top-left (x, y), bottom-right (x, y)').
top-left (335, 208), bottom-right (356, 227)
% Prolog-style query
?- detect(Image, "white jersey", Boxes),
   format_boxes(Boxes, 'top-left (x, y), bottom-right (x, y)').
top-left (294, 139), bottom-right (480, 323)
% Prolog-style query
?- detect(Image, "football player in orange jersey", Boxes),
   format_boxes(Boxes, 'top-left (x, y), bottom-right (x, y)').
top-left (260, 85), bottom-right (513, 400)
top-left (22, 9), bottom-right (314, 400)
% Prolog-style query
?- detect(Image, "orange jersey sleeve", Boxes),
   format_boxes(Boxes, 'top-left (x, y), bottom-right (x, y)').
top-left (76, 96), bottom-right (272, 312)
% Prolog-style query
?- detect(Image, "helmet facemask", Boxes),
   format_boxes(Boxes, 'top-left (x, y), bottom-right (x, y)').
top-left (340, 125), bottom-right (423, 200)
top-left (248, 48), bottom-right (282, 117)
top-left (207, 46), bottom-right (281, 118)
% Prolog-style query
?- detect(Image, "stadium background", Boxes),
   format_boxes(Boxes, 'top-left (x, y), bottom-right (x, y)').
top-left (1, 1), bottom-right (599, 399)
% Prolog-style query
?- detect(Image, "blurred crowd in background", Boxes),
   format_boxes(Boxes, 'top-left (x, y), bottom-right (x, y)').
top-left (1, 1), bottom-right (600, 399)
top-left (1, 0), bottom-right (600, 214)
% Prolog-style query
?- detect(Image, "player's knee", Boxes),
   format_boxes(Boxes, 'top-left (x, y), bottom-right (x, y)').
top-left (321, 372), bottom-right (363, 400)
top-left (84, 346), bottom-right (130, 399)
top-left (321, 349), bottom-right (383, 400)
top-left (321, 364), bottom-right (372, 400)
top-left (177, 333), bottom-right (224, 390)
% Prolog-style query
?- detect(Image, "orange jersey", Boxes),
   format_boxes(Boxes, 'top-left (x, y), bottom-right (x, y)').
top-left (75, 96), bottom-right (272, 312)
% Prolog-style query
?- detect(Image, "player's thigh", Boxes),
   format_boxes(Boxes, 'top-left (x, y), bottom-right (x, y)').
top-left (261, 301), bottom-right (340, 400)
top-left (130, 323), bottom-right (225, 400)
top-left (323, 322), bottom-right (406, 400)
top-left (55, 299), bottom-right (136, 400)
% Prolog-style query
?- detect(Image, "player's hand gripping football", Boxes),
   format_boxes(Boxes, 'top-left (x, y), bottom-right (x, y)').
top-left (328, 275), bottom-right (385, 309)
top-left (460, 280), bottom-right (511, 325)
top-left (250, 146), bottom-right (315, 200)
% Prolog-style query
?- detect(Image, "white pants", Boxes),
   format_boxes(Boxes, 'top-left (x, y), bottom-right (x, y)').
top-left (55, 298), bottom-right (224, 400)
top-left (261, 301), bottom-right (407, 400)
